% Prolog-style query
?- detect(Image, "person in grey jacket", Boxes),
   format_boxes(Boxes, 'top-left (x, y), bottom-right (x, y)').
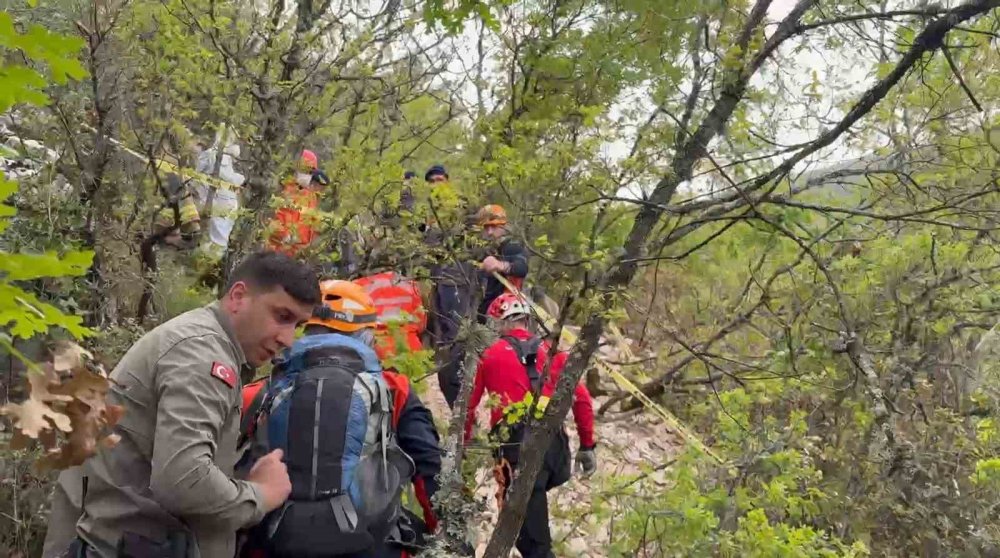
top-left (42, 251), bottom-right (320, 558)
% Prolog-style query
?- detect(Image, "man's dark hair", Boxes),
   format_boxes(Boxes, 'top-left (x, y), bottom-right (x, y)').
top-left (226, 251), bottom-right (321, 305)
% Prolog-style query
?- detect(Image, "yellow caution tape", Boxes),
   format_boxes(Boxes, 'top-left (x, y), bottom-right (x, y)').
top-left (81, 124), bottom-right (243, 192)
top-left (152, 157), bottom-right (243, 192)
top-left (607, 322), bottom-right (652, 383)
top-left (492, 272), bottom-right (723, 463)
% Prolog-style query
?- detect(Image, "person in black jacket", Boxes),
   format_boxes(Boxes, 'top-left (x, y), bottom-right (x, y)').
top-left (421, 165), bottom-right (480, 408)
top-left (475, 204), bottom-right (529, 321)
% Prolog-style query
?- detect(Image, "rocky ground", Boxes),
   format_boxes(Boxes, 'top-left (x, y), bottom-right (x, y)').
top-left (420, 381), bottom-right (683, 557)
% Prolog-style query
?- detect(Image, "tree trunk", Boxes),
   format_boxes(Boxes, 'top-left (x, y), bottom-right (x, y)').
top-left (78, 6), bottom-right (121, 328)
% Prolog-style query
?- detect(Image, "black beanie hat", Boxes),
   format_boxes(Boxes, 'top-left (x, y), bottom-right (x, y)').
top-left (424, 165), bottom-right (448, 182)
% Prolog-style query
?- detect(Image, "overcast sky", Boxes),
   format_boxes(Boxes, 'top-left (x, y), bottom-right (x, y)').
top-left (431, 1), bottom-right (898, 198)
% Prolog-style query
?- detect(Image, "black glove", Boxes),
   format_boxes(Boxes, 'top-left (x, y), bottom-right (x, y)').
top-left (575, 445), bottom-right (597, 477)
top-left (310, 169), bottom-right (330, 186)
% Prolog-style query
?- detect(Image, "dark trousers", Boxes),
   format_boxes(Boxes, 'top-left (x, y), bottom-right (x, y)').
top-left (432, 283), bottom-right (468, 347)
top-left (493, 424), bottom-right (570, 558)
top-left (437, 343), bottom-right (464, 409)
top-left (432, 283), bottom-right (470, 408)
top-left (500, 468), bottom-right (556, 558)
top-left (241, 508), bottom-right (426, 558)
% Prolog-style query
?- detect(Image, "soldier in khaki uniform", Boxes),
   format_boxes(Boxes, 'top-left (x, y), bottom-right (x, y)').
top-left (42, 251), bottom-right (320, 558)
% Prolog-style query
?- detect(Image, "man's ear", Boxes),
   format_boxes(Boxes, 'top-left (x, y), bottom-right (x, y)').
top-left (226, 281), bottom-right (250, 308)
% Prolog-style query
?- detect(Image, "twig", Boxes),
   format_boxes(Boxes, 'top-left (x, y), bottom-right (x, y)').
top-left (940, 43), bottom-right (983, 112)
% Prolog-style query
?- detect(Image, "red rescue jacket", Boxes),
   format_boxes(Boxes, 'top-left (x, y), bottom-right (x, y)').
top-left (464, 327), bottom-right (596, 448)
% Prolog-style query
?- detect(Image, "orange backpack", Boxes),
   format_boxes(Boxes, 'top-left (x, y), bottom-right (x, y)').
top-left (355, 272), bottom-right (427, 360)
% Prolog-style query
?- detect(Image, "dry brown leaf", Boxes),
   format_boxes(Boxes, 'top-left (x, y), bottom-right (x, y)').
top-left (28, 365), bottom-right (74, 404)
top-left (38, 425), bottom-right (59, 450)
top-left (38, 401), bottom-right (96, 471)
top-left (52, 366), bottom-right (112, 410)
top-left (45, 388), bottom-right (122, 469)
top-left (0, 365), bottom-right (73, 437)
top-left (2, 342), bottom-right (124, 472)
top-left (52, 341), bottom-right (93, 373)
top-left (10, 428), bottom-right (32, 450)
top-left (1, 396), bottom-right (72, 437)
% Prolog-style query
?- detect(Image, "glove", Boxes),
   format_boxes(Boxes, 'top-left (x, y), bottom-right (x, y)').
top-left (575, 446), bottom-right (597, 477)
top-left (310, 169), bottom-right (330, 187)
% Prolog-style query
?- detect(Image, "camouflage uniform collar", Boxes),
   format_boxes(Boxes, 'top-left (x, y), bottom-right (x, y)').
top-left (208, 300), bottom-right (249, 369)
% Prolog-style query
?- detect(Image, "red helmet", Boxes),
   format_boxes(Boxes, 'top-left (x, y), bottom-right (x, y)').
top-left (487, 293), bottom-right (531, 321)
top-left (300, 149), bottom-right (318, 170)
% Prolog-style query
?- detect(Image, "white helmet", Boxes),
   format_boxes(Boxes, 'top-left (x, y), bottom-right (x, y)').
top-left (487, 292), bottom-right (532, 321)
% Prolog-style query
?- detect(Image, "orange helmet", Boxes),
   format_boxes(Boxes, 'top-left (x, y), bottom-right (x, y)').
top-left (477, 204), bottom-right (508, 226)
top-left (306, 280), bottom-right (378, 332)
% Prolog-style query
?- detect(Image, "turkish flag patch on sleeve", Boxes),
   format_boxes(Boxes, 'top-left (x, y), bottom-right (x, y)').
top-left (210, 361), bottom-right (237, 388)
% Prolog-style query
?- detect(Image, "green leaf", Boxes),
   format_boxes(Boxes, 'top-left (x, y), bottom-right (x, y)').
top-left (0, 251), bottom-right (94, 280)
top-left (0, 64), bottom-right (50, 112)
top-left (0, 283), bottom-right (92, 340)
top-left (0, 174), bottom-right (15, 233)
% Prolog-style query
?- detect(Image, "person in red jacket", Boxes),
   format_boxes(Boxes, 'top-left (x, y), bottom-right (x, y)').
top-left (465, 292), bottom-right (597, 558)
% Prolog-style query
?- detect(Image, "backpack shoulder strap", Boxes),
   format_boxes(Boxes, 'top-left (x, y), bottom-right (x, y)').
top-left (501, 335), bottom-right (544, 393)
top-left (381, 371), bottom-right (411, 429)
top-left (241, 379), bottom-right (267, 418)
top-left (238, 378), bottom-right (270, 446)
top-left (288, 333), bottom-right (382, 373)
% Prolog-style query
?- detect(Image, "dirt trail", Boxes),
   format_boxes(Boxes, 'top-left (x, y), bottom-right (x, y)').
top-left (420, 383), bottom-right (683, 557)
